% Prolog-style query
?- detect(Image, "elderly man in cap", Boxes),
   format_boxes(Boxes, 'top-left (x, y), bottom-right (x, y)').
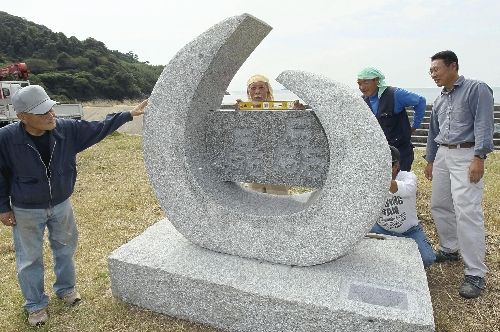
top-left (0, 85), bottom-right (147, 326)
top-left (357, 67), bottom-right (426, 171)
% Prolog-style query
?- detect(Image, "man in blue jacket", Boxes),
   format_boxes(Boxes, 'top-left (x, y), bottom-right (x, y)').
top-left (0, 85), bottom-right (147, 326)
top-left (357, 67), bottom-right (426, 171)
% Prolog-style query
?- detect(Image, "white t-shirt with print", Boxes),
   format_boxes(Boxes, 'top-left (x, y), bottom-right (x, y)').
top-left (377, 171), bottom-right (419, 233)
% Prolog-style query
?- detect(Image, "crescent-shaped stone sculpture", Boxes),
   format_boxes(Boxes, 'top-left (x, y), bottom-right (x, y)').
top-left (143, 13), bottom-right (391, 266)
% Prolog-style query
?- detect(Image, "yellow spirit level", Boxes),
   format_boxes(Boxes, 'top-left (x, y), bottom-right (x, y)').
top-left (237, 101), bottom-right (298, 110)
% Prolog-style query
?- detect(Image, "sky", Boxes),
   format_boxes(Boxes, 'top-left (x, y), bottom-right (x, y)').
top-left (4, 0), bottom-right (500, 90)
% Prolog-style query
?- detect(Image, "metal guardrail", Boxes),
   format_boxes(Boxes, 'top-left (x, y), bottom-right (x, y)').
top-left (408, 106), bottom-right (500, 150)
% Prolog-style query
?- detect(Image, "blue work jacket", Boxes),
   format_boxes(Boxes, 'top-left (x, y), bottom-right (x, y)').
top-left (0, 112), bottom-right (132, 211)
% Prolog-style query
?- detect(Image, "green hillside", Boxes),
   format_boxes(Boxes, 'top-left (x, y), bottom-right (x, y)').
top-left (0, 11), bottom-right (164, 102)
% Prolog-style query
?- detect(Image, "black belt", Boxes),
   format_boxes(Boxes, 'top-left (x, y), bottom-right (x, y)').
top-left (440, 142), bottom-right (475, 149)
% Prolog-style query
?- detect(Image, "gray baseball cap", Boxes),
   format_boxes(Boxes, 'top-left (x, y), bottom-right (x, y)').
top-left (12, 85), bottom-right (57, 114)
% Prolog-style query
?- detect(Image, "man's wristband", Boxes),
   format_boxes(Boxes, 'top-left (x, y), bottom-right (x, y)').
top-left (474, 154), bottom-right (487, 160)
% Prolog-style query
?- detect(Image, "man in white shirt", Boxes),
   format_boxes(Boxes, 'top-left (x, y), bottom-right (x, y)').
top-left (370, 146), bottom-right (436, 267)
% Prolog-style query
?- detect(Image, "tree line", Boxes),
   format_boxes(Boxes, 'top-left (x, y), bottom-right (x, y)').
top-left (0, 11), bottom-right (164, 102)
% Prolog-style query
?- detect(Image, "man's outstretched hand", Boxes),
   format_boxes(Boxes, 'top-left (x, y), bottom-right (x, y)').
top-left (130, 99), bottom-right (148, 117)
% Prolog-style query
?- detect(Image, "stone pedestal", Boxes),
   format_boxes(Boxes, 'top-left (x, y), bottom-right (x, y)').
top-left (109, 219), bottom-right (434, 332)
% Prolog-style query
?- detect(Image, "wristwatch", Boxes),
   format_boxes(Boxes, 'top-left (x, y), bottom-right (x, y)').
top-left (475, 154), bottom-right (487, 160)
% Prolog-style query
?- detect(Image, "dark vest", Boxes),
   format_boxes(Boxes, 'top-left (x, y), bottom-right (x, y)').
top-left (363, 87), bottom-right (412, 148)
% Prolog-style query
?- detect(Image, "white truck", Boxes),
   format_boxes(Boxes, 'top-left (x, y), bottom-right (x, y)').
top-left (0, 63), bottom-right (83, 126)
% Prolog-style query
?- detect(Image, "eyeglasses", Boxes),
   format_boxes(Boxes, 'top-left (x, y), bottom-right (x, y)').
top-left (428, 67), bottom-right (442, 75)
top-left (429, 62), bottom-right (455, 75)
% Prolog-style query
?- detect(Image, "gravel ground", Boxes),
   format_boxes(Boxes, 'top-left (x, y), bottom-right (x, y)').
top-left (83, 106), bottom-right (144, 135)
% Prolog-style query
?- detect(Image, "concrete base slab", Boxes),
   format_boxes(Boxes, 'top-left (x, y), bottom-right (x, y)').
top-left (108, 219), bottom-right (434, 332)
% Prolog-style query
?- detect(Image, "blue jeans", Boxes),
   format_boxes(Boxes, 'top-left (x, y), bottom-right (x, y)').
top-left (370, 223), bottom-right (436, 268)
top-left (12, 199), bottom-right (78, 313)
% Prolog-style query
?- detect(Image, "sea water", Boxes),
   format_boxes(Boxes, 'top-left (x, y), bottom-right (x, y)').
top-left (223, 87), bottom-right (500, 105)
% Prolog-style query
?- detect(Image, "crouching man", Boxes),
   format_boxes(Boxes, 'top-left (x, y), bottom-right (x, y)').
top-left (369, 145), bottom-right (436, 268)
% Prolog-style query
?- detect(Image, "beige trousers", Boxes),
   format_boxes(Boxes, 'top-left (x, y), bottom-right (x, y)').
top-left (431, 146), bottom-right (487, 277)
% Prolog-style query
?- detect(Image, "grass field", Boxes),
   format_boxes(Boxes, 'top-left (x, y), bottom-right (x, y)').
top-left (0, 133), bottom-right (498, 331)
